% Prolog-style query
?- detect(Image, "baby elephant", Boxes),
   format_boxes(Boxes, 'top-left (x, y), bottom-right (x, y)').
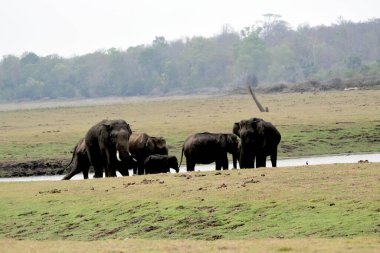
top-left (143, 154), bottom-right (179, 174)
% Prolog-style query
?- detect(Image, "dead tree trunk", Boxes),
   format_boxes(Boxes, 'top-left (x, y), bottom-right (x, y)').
top-left (248, 86), bottom-right (268, 112)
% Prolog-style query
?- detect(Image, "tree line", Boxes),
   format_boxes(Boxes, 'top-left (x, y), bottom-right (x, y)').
top-left (1, 15), bottom-right (380, 101)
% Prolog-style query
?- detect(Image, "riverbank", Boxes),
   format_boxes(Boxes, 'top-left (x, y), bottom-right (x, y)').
top-left (1, 90), bottom-right (379, 174)
top-left (1, 153), bottom-right (379, 181)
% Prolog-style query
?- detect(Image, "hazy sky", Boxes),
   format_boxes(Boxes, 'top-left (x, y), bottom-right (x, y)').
top-left (1, 0), bottom-right (379, 58)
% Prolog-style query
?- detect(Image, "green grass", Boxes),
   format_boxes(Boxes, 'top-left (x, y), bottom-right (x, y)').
top-left (0, 90), bottom-right (380, 252)
top-left (0, 90), bottom-right (379, 163)
top-left (1, 164), bottom-right (379, 241)
top-left (0, 163), bottom-right (379, 252)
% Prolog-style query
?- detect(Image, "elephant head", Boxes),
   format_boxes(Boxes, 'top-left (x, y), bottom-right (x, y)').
top-left (219, 133), bottom-right (239, 169)
top-left (168, 155), bottom-right (179, 173)
top-left (104, 120), bottom-right (133, 163)
top-left (146, 136), bottom-right (168, 155)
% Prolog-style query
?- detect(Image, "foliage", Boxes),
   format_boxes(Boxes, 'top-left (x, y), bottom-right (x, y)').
top-left (1, 18), bottom-right (380, 101)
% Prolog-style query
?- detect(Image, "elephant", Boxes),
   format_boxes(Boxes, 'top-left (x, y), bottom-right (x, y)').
top-left (143, 154), bottom-right (179, 174)
top-left (129, 133), bottom-right (168, 175)
top-left (180, 132), bottom-right (239, 171)
top-left (85, 119), bottom-right (135, 178)
top-left (233, 118), bottom-right (281, 168)
top-left (62, 138), bottom-right (137, 180)
top-left (62, 138), bottom-right (90, 180)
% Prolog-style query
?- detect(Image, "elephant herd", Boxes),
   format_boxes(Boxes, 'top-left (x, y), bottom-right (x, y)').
top-left (62, 117), bottom-right (281, 180)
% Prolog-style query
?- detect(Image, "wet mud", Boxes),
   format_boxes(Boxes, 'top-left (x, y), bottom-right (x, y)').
top-left (0, 159), bottom-right (69, 177)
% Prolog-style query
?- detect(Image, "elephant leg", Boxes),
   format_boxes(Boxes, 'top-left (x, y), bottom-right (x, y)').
top-left (106, 165), bottom-right (117, 177)
top-left (216, 156), bottom-right (228, 170)
top-left (92, 163), bottom-right (104, 178)
top-left (270, 150), bottom-right (278, 167)
top-left (186, 160), bottom-right (195, 172)
top-left (118, 166), bottom-right (129, 176)
top-left (222, 155), bottom-right (228, 170)
top-left (83, 169), bottom-right (89, 179)
top-left (215, 162), bottom-right (222, 170)
top-left (239, 152), bottom-right (254, 169)
top-left (62, 160), bottom-right (82, 180)
top-left (134, 160), bottom-right (144, 175)
top-left (79, 156), bottom-right (90, 179)
top-left (123, 170), bottom-right (130, 176)
top-left (104, 149), bottom-right (117, 177)
top-left (93, 167), bottom-right (103, 178)
top-left (87, 149), bottom-right (103, 178)
top-left (137, 166), bottom-right (145, 175)
top-left (62, 167), bottom-right (80, 180)
top-left (256, 155), bottom-right (266, 168)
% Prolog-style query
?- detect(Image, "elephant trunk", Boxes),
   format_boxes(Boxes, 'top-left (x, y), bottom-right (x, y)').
top-left (116, 149), bottom-right (135, 162)
top-left (171, 158), bottom-right (179, 173)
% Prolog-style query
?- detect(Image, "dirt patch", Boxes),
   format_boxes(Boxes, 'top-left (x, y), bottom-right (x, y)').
top-left (0, 159), bottom-right (69, 178)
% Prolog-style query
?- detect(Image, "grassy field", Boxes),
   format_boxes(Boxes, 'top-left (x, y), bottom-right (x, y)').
top-left (0, 90), bottom-right (379, 164)
top-left (0, 90), bottom-right (379, 252)
top-left (0, 163), bottom-right (379, 252)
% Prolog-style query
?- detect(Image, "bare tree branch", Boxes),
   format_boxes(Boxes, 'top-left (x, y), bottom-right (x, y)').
top-left (248, 86), bottom-right (268, 112)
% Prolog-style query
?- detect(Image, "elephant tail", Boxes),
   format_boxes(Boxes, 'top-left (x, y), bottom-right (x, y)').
top-left (64, 144), bottom-right (78, 169)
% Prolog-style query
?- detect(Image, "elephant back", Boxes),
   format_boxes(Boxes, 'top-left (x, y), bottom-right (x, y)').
top-left (150, 136), bottom-right (168, 155)
top-left (129, 132), bottom-right (168, 159)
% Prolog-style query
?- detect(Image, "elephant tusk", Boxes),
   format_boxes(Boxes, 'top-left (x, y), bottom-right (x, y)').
top-left (116, 150), bottom-right (122, 162)
top-left (132, 157), bottom-right (137, 162)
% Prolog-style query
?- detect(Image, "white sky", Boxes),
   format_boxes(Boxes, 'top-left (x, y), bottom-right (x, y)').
top-left (1, 0), bottom-right (379, 58)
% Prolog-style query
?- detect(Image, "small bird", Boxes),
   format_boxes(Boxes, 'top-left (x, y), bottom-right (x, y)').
top-left (306, 161), bottom-right (309, 165)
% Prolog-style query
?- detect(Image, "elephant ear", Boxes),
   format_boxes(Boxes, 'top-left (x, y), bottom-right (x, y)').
top-left (155, 137), bottom-right (167, 149)
top-left (254, 119), bottom-right (265, 135)
top-left (145, 138), bottom-right (155, 150)
top-left (125, 123), bottom-right (132, 135)
top-left (99, 121), bottom-right (113, 143)
top-left (218, 134), bottom-right (228, 149)
top-left (233, 122), bottom-right (240, 137)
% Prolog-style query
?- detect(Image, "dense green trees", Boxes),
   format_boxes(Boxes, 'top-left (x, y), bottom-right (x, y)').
top-left (1, 17), bottom-right (380, 101)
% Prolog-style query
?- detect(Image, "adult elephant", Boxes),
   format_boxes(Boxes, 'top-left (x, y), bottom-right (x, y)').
top-left (233, 118), bottom-right (281, 168)
top-left (85, 119), bottom-right (134, 178)
top-left (62, 138), bottom-right (137, 180)
top-left (180, 132), bottom-right (239, 171)
top-left (129, 133), bottom-right (168, 175)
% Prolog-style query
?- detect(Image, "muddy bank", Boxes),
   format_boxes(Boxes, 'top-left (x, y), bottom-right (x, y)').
top-left (0, 159), bottom-right (71, 178)
top-left (1, 153), bottom-right (379, 179)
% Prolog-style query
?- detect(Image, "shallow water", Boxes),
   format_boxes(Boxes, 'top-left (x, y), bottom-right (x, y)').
top-left (0, 153), bottom-right (379, 182)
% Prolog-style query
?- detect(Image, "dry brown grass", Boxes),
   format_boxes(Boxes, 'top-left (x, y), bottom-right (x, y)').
top-left (1, 237), bottom-right (379, 253)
